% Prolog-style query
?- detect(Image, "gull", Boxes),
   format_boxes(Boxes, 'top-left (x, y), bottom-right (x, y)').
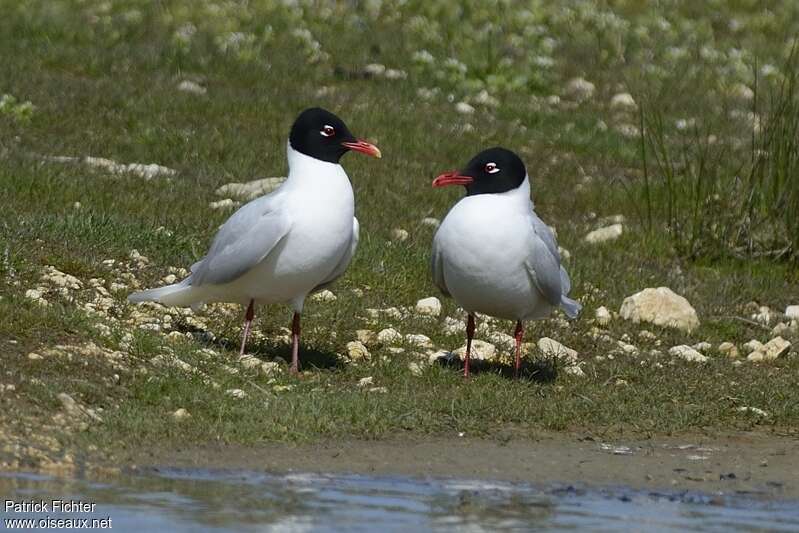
top-left (431, 147), bottom-right (581, 378)
top-left (129, 107), bottom-right (381, 373)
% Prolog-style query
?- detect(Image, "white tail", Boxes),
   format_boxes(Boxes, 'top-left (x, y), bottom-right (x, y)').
top-left (127, 280), bottom-right (197, 307)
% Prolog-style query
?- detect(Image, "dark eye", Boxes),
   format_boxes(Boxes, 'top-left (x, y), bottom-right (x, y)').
top-left (485, 162), bottom-right (499, 174)
top-left (321, 125), bottom-right (335, 137)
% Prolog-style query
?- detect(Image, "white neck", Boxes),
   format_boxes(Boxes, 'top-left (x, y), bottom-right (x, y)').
top-left (286, 142), bottom-right (344, 184)
top-left (495, 175), bottom-right (533, 208)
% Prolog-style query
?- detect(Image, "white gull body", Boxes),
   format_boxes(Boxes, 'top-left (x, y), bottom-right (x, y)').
top-left (129, 144), bottom-right (358, 312)
top-left (431, 177), bottom-right (580, 321)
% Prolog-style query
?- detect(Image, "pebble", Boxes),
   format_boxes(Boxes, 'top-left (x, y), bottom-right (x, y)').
top-left (357, 376), bottom-right (374, 388)
top-left (565, 77), bottom-right (595, 102)
top-left (215, 177), bottom-right (286, 202)
top-left (584, 224), bottom-right (623, 244)
top-left (346, 341), bottom-right (371, 361)
top-left (310, 289), bottom-right (336, 303)
top-left (421, 217), bottom-right (441, 229)
top-left (415, 296), bottom-right (442, 317)
top-left (405, 334), bottom-right (433, 348)
top-left (172, 408), bottom-right (191, 420)
top-left (225, 389), bottom-right (247, 399)
top-left (669, 345), bottom-right (708, 363)
top-left (751, 306), bottom-right (773, 325)
top-left (355, 330), bottom-right (376, 345)
top-left (743, 339), bottom-right (763, 352)
top-left (408, 362), bottom-right (424, 376)
top-left (718, 342), bottom-right (739, 358)
top-left (210, 198), bottom-right (237, 210)
top-left (692, 342), bottom-right (712, 352)
top-left (27, 352), bottom-right (44, 361)
top-left (610, 92), bottom-right (637, 110)
top-left (390, 228), bottom-right (409, 242)
top-left (455, 101), bottom-right (475, 114)
top-left (177, 80), bottom-right (206, 95)
top-left (453, 340), bottom-right (496, 361)
top-left (785, 305), bottom-right (799, 320)
top-left (595, 306), bottom-right (612, 326)
top-left (376, 328), bottom-right (403, 345)
top-left (442, 316), bottom-right (463, 335)
top-left (537, 337), bottom-right (578, 364)
top-left (737, 406), bottom-right (769, 418)
top-left (620, 287), bottom-right (700, 332)
top-left (746, 337), bottom-right (791, 362)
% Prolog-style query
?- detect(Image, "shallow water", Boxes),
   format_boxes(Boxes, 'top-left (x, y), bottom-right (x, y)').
top-left (2, 468), bottom-right (799, 532)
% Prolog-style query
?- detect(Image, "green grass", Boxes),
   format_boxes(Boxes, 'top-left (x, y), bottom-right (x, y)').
top-left (1, 0), bottom-right (799, 467)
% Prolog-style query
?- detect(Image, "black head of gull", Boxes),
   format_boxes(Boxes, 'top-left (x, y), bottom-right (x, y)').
top-left (432, 147), bottom-right (526, 195)
top-left (289, 107), bottom-right (381, 163)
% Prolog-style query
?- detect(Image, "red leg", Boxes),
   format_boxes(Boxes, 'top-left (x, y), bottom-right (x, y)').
top-left (290, 312), bottom-right (301, 374)
top-left (464, 314), bottom-right (475, 379)
top-left (239, 299), bottom-right (255, 356)
top-left (513, 320), bottom-right (524, 379)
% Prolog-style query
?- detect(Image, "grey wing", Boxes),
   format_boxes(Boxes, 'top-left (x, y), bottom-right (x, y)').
top-left (191, 195), bottom-right (291, 286)
top-left (430, 233), bottom-right (450, 297)
top-left (312, 217), bottom-right (359, 292)
top-left (525, 217), bottom-right (565, 307)
top-left (530, 214), bottom-right (560, 261)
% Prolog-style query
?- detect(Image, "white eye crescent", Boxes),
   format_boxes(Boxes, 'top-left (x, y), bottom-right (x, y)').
top-left (320, 125), bottom-right (335, 137)
top-left (485, 162), bottom-right (499, 174)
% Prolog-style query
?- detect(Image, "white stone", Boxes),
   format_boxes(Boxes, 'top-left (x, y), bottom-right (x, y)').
top-left (357, 376), bottom-right (374, 388)
top-left (376, 328), bottom-right (402, 345)
top-left (41, 266), bottom-right (82, 290)
top-left (619, 287), bottom-right (700, 332)
top-left (487, 331), bottom-right (515, 348)
top-left (453, 340), bottom-right (496, 361)
top-left (209, 198), bottom-right (236, 210)
top-left (364, 63), bottom-right (385, 76)
top-left (730, 83), bottom-right (754, 101)
top-left (595, 306), bottom-right (612, 326)
top-left (692, 342), bottom-right (712, 352)
top-left (617, 341), bottom-right (639, 356)
top-left (747, 337), bottom-right (791, 362)
top-left (405, 334), bottom-right (433, 348)
top-left (421, 217), bottom-right (441, 229)
top-left (718, 342), bottom-right (739, 358)
top-left (390, 228), bottom-right (409, 242)
top-left (743, 340), bottom-right (764, 352)
top-left (27, 352), bottom-right (43, 361)
top-left (172, 408), bottom-right (191, 420)
top-left (737, 406), bottom-right (769, 417)
top-left (355, 330), bottom-right (375, 345)
top-left (215, 177), bottom-right (286, 202)
top-left (311, 289), bottom-right (336, 303)
top-left (751, 306), bottom-right (773, 325)
top-left (177, 80), bottom-right (206, 95)
top-left (455, 101), bottom-right (475, 114)
top-left (610, 92), bottom-right (636, 110)
top-left (785, 305), bottom-right (799, 320)
top-left (537, 337), bottom-right (578, 364)
top-left (415, 296), bottom-right (442, 317)
top-left (669, 345), bottom-right (708, 363)
top-left (565, 77), bottom-right (595, 101)
top-left (584, 224), bottom-right (623, 244)
top-left (346, 341), bottom-right (370, 361)
top-left (442, 316), bottom-right (463, 335)
top-left (564, 364), bottom-right (585, 377)
top-left (408, 362), bottom-right (424, 376)
top-left (225, 388), bottom-right (247, 399)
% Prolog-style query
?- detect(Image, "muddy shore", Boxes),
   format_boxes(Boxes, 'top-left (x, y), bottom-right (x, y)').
top-left (127, 431), bottom-right (799, 499)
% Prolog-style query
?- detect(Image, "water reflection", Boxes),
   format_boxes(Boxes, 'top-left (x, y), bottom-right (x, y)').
top-left (2, 469), bottom-right (799, 532)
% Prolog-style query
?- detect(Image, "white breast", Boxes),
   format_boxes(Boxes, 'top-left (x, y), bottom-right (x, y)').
top-left (434, 180), bottom-right (553, 321)
top-left (224, 146), bottom-right (355, 309)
